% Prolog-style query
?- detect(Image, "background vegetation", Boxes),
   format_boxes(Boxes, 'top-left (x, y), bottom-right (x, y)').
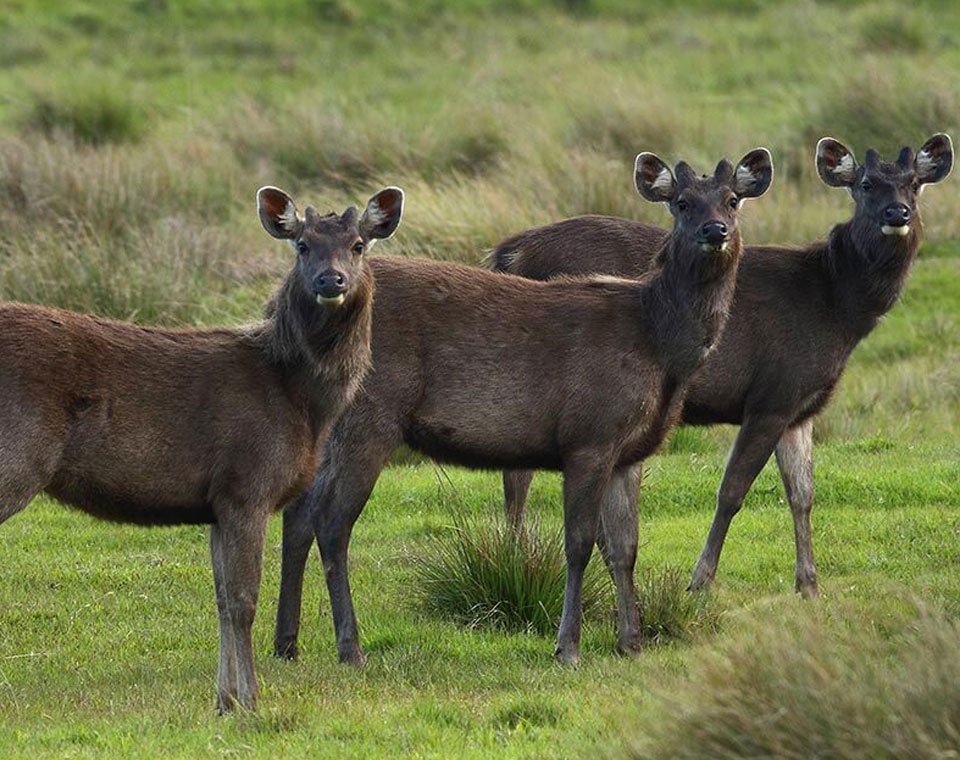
top-left (0, 0), bottom-right (958, 757)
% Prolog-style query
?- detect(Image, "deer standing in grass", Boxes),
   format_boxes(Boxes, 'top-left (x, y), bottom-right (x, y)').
top-left (0, 185), bottom-right (404, 711)
top-left (491, 134), bottom-right (953, 597)
top-left (274, 149), bottom-right (773, 665)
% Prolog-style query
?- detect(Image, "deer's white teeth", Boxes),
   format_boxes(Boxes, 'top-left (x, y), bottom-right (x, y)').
top-left (719, 241), bottom-right (729, 252)
top-left (316, 293), bottom-right (346, 307)
top-left (881, 224), bottom-right (910, 237)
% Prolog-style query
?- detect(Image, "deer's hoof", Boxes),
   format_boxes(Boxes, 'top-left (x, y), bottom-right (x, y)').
top-left (553, 644), bottom-right (581, 667)
top-left (338, 646), bottom-right (366, 666)
top-left (274, 640), bottom-right (299, 661)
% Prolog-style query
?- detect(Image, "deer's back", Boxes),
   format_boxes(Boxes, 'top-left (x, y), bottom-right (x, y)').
top-left (0, 303), bottom-right (315, 523)
top-left (493, 217), bottom-right (851, 427)
top-left (356, 256), bottom-right (674, 469)
top-left (490, 215), bottom-right (667, 278)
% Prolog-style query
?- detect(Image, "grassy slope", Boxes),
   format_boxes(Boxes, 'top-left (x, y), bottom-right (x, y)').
top-left (0, 0), bottom-right (959, 757)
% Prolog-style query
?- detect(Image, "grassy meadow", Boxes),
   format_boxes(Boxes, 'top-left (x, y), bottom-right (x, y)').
top-left (0, 0), bottom-right (959, 757)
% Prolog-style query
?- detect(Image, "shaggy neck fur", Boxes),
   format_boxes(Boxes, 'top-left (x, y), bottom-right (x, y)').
top-left (257, 265), bottom-right (375, 432)
top-left (642, 232), bottom-right (743, 381)
top-left (823, 214), bottom-right (922, 336)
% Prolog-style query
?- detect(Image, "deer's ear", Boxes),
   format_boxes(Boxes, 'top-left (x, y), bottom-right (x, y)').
top-left (816, 138), bottom-right (859, 188)
top-left (257, 186), bottom-right (302, 239)
top-left (635, 153), bottom-right (676, 203)
top-left (915, 133), bottom-right (953, 185)
top-left (360, 187), bottom-right (404, 241)
top-left (732, 148), bottom-right (773, 199)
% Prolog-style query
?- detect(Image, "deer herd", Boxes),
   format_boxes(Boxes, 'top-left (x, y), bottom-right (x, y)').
top-left (0, 132), bottom-right (952, 711)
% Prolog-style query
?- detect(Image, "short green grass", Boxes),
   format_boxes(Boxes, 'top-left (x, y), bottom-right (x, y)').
top-left (1, 439), bottom-right (958, 759)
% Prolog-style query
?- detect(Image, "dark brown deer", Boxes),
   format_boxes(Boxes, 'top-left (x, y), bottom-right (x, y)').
top-left (0, 185), bottom-right (404, 711)
top-left (491, 133), bottom-right (953, 597)
top-left (274, 148), bottom-right (773, 665)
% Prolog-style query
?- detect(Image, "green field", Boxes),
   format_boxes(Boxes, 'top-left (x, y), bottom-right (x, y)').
top-left (1, 0), bottom-right (959, 757)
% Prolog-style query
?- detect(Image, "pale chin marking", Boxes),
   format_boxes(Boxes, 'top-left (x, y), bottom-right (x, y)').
top-left (881, 224), bottom-right (910, 237)
top-left (700, 241), bottom-right (730, 253)
top-left (316, 293), bottom-right (346, 307)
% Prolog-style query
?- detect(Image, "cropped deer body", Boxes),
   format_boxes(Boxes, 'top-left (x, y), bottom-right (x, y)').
top-left (491, 134), bottom-right (953, 596)
top-left (275, 149), bottom-right (773, 665)
top-left (0, 185), bottom-right (404, 711)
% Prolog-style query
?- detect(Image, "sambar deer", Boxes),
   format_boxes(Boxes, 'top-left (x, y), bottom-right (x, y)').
top-left (491, 134), bottom-right (953, 597)
top-left (274, 148), bottom-right (773, 665)
top-left (0, 185), bottom-right (404, 711)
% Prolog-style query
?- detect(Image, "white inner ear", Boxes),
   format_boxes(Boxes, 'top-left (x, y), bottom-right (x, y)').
top-left (735, 164), bottom-right (755, 187)
top-left (916, 149), bottom-right (935, 177)
top-left (836, 153), bottom-right (856, 179)
top-left (364, 201), bottom-right (387, 227)
top-left (650, 166), bottom-right (673, 193)
top-left (279, 200), bottom-right (299, 232)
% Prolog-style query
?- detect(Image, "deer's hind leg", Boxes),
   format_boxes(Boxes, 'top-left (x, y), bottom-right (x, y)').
top-left (597, 464), bottom-right (642, 656)
top-left (689, 413), bottom-right (788, 591)
top-left (775, 418), bottom-right (818, 598)
top-left (503, 469), bottom-right (535, 530)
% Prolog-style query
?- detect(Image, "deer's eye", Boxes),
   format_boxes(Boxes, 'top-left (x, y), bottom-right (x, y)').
top-left (728, 196), bottom-right (739, 209)
top-left (860, 180), bottom-right (873, 192)
top-left (352, 241), bottom-right (365, 254)
top-left (296, 241), bottom-right (309, 256)
top-left (676, 198), bottom-right (688, 212)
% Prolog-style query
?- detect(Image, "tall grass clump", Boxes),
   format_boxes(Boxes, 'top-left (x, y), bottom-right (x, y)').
top-left (0, 134), bottom-right (241, 236)
top-left (620, 605), bottom-right (960, 760)
top-left (220, 97), bottom-right (510, 190)
top-left (418, 105), bottom-right (510, 180)
top-left (567, 88), bottom-right (684, 159)
top-left (221, 98), bottom-right (406, 188)
top-left (0, 218), bottom-right (255, 325)
top-left (413, 513), bottom-right (607, 635)
top-left (855, 1), bottom-right (936, 53)
top-left (413, 513), bottom-right (719, 644)
top-left (22, 82), bottom-right (147, 146)
top-left (802, 64), bottom-right (959, 161)
top-left (637, 565), bottom-right (721, 644)
top-left (0, 133), bottom-right (267, 324)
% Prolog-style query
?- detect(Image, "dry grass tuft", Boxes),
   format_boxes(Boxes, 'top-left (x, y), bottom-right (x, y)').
top-left (620, 604), bottom-right (960, 760)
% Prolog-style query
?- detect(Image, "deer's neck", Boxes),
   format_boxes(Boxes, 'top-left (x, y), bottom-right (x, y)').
top-left (643, 235), bottom-right (742, 381)
top-left (823, 218), bottom-right (921, 337)
top-left (261, 267), bottom-right (374, 433)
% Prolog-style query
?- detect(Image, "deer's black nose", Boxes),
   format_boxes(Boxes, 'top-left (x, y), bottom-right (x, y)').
top-left (699, 221), bottom-right (728, 245)
top-left (313, 270), bottom-right (347, 298)
top-left (883, 204), bottom-right (911, 226)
